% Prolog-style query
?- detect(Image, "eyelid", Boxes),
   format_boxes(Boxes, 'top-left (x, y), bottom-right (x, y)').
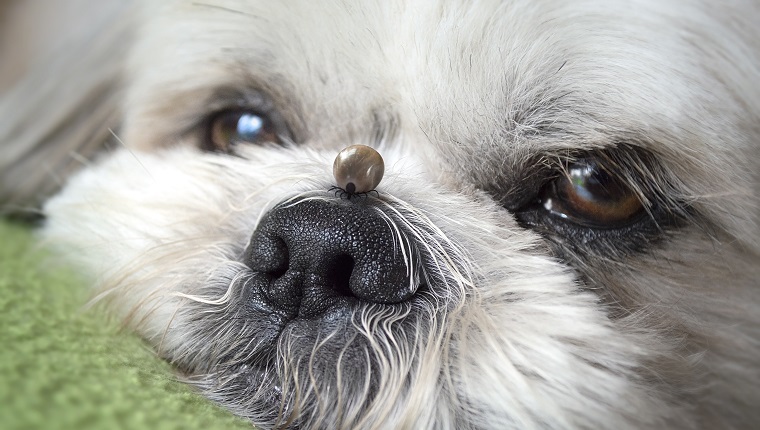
top-left (205, 89), bottom-right (274, 114)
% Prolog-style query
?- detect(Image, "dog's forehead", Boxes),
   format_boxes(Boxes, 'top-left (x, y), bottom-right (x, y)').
top-left (126, 0), bottom-right (756, 172)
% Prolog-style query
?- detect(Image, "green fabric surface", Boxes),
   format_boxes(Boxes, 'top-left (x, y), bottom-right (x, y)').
top-left (0, 220), bottom-right (252, 430)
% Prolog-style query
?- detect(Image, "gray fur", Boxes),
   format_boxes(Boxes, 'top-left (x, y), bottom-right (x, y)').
top-left (0, 0), bottom-right (133, 215)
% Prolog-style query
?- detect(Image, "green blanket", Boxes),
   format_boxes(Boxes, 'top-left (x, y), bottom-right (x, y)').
top-left (0, 221), bottom-right (252, 430)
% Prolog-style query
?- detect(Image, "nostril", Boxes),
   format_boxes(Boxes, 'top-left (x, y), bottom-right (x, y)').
top-left (326, 254), bottom-right (355, 298)
top-left (267, 237), bottom-right (289, 278)
top-left (247, 233), bottom-right (289, 277)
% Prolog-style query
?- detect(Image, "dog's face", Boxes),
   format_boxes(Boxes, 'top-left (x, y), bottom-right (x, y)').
top-left (29, 0), bottom-right (760, 428)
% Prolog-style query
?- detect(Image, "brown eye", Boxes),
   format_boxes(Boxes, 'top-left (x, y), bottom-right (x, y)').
top-left (209, 110), bottom-right (280, 151)
top-left (542, 160), bottom-right (644, 228)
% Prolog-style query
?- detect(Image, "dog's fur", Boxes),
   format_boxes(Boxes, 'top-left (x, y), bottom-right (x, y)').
top-left (2, 1), bottom-right (760, 428)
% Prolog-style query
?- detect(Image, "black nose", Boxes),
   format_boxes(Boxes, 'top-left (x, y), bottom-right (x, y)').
top-left (244, 198), bottom-right (417, 318)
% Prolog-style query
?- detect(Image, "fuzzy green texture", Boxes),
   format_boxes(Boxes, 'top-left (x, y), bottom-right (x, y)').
top-left (0, 221), bottom-right (253, 430)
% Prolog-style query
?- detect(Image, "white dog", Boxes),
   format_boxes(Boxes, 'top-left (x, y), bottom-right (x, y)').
top-left (2, 1), bottom-right (759, 428)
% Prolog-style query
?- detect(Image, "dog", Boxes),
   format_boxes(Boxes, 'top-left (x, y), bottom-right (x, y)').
top-left (2, 0), bottom-right (759, 428)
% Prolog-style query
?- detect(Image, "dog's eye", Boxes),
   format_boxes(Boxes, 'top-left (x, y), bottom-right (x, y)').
top-left (512, 150), bottom-right (687, 256)
top-left (208, 110), bottom-right (280, 150)
top-left (540, 160), bottom-right (644, 228)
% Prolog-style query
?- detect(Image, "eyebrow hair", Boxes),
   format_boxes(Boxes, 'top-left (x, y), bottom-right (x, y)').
top-left (370, 109), bottom-right (400, 147)
top-left (471, 141), bottom-right (692, 220)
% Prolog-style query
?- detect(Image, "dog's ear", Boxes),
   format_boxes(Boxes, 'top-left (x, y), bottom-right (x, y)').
top-left (0, 0), bottom-right (134, 217)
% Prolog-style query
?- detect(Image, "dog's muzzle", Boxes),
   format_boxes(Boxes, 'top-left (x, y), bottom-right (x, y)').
top-left (244, 198), bottom-right (417, 319)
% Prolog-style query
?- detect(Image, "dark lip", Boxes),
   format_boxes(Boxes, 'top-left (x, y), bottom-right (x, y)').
top-left (239, 237), bottom-right (429, 315)
top-left (208, 274), bottom-right (435, 423)
top-left (242, 269), bottom-right (361, 320)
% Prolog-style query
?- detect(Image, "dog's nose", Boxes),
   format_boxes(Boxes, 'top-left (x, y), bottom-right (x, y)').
top-left (245, 199), bottom-right (417, 317)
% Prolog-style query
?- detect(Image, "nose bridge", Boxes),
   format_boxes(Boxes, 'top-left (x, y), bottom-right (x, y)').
top-left (245, 198), bottom-right (418, 317)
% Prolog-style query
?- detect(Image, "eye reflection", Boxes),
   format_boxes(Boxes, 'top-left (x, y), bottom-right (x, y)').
top-left (236, 114), bottom-right (265, 140)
